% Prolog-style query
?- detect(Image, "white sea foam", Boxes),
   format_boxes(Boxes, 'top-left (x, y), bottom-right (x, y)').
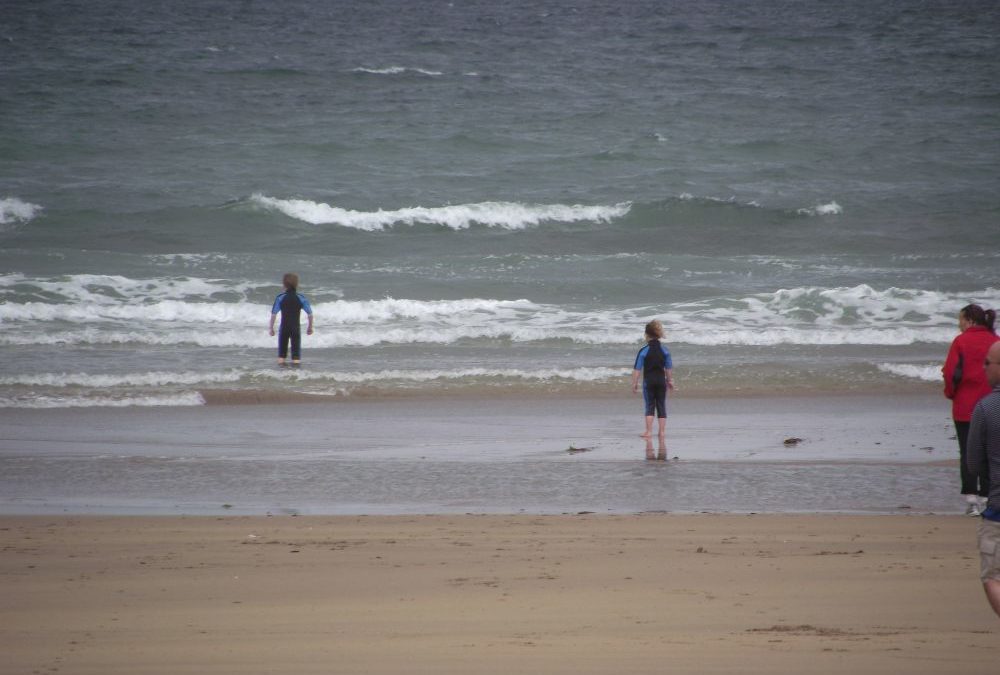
top-left (798, 201), bottom-right (843, 216)
top-left (0, 272), bottom-right (261, 304)
top-left (263, 366), bottom-right (628, 384)
top-left (0, 322), bottom-right (959, 349)
top-left (0, 392), bottom-right (205, 409)
top-left (0, 197), bottom-right (43, 226)
top-left (666, 326), bottom-right (955, 347)
top-left (0, 366), bottom-right (628, 390)
top-left (876, 363), bottom-right (942, 382)
top-left (250, 194), bottom-right (631, 230)
top-left (2, 274), bottom-right (994, 349)
top-left (352, 66), bottom-right (443, 76)
top-left (0, 370), bottom-right (244, 388)
top-left (0, 291), bottom-right (538, 327)
top-left (677, 284), bottom-right (993, 328)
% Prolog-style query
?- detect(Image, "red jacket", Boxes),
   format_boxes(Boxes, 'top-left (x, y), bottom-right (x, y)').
top-left (943, 325), bottom-right (1000, 421)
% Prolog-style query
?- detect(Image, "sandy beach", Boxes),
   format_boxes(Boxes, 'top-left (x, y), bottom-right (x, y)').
top-left (2, 513), bottom-right (995, 674)
top-left (1, 393), bottom-right (988, 673)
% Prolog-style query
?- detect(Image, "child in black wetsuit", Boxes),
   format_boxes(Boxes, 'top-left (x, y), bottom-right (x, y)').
top-left (268, 272), bottom-right (314, 365)
top-left (630, 319), bottom-right (674, 441)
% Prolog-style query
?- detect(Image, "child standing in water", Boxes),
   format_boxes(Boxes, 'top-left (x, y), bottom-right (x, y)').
top-left (269, 272), bottom-right (314, 365)
top-left (631, 320), bottom-right (674, 442)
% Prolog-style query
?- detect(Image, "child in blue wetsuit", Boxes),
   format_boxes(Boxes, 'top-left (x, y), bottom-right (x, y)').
top-left (631, 320), bottom-right (674, 441)
top-left (269, 272), bottom-right (314, 365)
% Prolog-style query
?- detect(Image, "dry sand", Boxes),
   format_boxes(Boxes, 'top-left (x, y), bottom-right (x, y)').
top-left (2, 514), bottom-right (996, 674)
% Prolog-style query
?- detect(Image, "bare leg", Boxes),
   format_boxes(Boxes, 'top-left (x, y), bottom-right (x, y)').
top-left (640, 416), bottom-right (653, 438)
top-left (985, 579), bottom-right (1000, 618)
top-left (657, 418), bottom-right (666, 437)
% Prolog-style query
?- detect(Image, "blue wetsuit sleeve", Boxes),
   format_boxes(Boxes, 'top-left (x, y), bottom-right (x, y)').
top-left (299, 293), bottom-right (313, 315)
top-left (662, 344), bottom-right (673, 370)
top-left (634, 345), bottom-right (648, 370)
top-left (271, 293), bottom-right (284, 315)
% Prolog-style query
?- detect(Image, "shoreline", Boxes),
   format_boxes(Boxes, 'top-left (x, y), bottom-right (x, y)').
top-left (0, 391), bottom-right (962, 516)
top-left (2, 513), bottom-right (995, 674)
top-left (195, 383), bottom-right (942, 405)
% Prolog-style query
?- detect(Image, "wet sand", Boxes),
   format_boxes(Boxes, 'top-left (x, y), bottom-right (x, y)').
top-left (0, 392), bottom-right (962, 515)
top-left (1, 513), bottom-right (995, 674)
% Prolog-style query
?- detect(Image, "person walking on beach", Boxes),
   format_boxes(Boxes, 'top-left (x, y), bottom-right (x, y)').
top-left (269, 272), bottom-right (314, 365)
top-left (943, 304), bottom-right (999, 515)
top-left (631, 320), bottom-right (674, 442)
top-left (967, 341), bottom-right (1000, 618)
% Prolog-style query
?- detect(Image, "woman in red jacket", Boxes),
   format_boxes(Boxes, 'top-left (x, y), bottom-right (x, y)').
top-left (943, 304), bottom-right (999, 515)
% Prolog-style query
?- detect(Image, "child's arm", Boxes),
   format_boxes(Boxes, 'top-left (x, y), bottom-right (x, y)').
top-left (631, 369), bottom-right (642, 393)
top-left (268, 312), bottom-right (277, 336)
top-left (301, 295), bottom-right (314, 335)
top-left (665, 368), bottom-right (675, 390)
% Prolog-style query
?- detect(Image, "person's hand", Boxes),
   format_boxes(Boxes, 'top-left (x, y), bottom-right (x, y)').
top-left (307, 327), bottom-right (313, 335)
top-left (269, 328), bottom-right (275, 336)
top-left (667, 380), bottom-right (677, 391)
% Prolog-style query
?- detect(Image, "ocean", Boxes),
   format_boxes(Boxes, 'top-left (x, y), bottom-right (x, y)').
top-left (1, 0), bottom-right (998, 408)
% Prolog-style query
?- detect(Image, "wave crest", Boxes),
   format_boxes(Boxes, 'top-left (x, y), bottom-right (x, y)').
top-left (0, 197), bottom-right (43, 228)
top-left (352, 66), bottom-right (443, 76)
top-left (250, 194), bottom-right (631, 231)
top-left (876, 363), bottom-right (942, 382)
top-left (797, 201), bottom-right (843, 216)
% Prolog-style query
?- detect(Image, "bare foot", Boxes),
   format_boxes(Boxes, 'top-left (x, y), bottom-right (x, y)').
top-left (640, 432), bottom-right (652, 439)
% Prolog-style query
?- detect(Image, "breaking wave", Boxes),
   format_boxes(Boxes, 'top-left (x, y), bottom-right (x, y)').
top-left (0, 197), bottom-right (43, 228)
top-left (2, 274), bottom-right (994, 348)
top-left (250, 194), bottom-right (631, 231)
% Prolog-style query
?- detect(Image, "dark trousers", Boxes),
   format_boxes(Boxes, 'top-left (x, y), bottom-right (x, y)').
top-left (277, 325), bottom-right (301, 360)
top-left (956, 420), bottom-right (990, 496)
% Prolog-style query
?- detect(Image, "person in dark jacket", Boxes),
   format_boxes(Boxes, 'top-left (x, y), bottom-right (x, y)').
top-left (966, 340), bottom-right (1000, 617)
top-left (943, 304), bottom-right (999, 515)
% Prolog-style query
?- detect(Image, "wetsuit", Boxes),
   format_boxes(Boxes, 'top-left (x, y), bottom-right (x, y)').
top-left (634, 339), bottom-right (672, 418)
top-left (271, 289), bottom-right (313, 360)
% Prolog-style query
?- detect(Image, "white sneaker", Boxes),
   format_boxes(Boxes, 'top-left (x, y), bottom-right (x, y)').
top-left (966, 503), bottom-right (983, 517)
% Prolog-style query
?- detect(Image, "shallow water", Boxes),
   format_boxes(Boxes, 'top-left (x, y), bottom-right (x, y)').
top-left (1, 0), bottom-right (998, 407)
top-left (0, 395), bottom-right (962, 515)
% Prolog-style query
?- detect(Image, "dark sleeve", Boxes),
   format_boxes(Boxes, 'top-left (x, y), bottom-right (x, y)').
top-left (967, 402), bottom-right (989, 481)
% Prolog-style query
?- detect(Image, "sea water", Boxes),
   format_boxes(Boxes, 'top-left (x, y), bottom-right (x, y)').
top-left (2, 0), bottom-right (998, 407)
top-left (0, 0), bottom-right (996, 513)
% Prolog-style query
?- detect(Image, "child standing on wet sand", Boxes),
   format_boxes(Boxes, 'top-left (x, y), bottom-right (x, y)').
top-left (269, 272), bottom-right (314, 365)
top-left (631, 320), bottom-right (674, 441)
